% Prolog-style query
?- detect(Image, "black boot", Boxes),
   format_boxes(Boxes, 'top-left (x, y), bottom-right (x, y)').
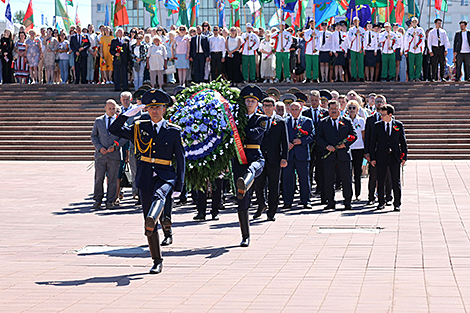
top-left (236, 172), bottom-right (255, 200)
top-left (160, 216), bottom-right (173, 246)
top-left (145, 200), bottom-right (164, 236)
top-left (238, 210), bottom-right (250, 247)
top-left (147, 231), bottom-right (163, 274)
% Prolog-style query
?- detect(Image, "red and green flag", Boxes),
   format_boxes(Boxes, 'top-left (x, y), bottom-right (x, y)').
top-left (230, 5), bottom-right (240, 27)
top-left (189, 0), bottom-right (197, 27)
top-left (336, 0), bottom-right (349, 15)
top-left (293, 0), bottom-right (308, 29)
top-left (395, 0), bottom-right (404, 25)
top-left (435, 0), bottom-right (448, 12)
top-left (114, 0), bottom-right (130, 26)
top-left (67, 0), bottom-right (73, 6)
top-left (408, 0), bottom-right (420, 17)
top-left (23, 0), bottom-right (34, 31)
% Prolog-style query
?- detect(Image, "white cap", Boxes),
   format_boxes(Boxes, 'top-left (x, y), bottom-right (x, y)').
top-left (353, 17), bottom-right (360, 22)
top-left (411, 17), bottom-right (418, 22)
top-left (246, 23), bottom-right (253, 29)
top-left (384, 22), bottom-right (391, 27)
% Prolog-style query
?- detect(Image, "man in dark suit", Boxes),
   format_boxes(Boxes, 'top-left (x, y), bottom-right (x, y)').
top-left (189, 25), bottom-right (210, 83)
top-left (316, 100), bottom-right (357, 210)
top-left (109, 89), bottom-right (185, 274)
top-left (364, 94), bottom-right (392, 205)
top-left (110, 28), bottom-right (131, 91)
top-left (254, 97), bottom-right (289, 221)
top-left (283, 102), bottom-right (315, 209)
top-left (453, 20), bottom-right (470, 81)
top-left (370, 104), bottom-right (407, 212)
top-left (232, 85), bottom-right (267, 247)
top-left (302, 90), bottom-right (329, 204)
top-left (70, 26), bottom-right (91, 84)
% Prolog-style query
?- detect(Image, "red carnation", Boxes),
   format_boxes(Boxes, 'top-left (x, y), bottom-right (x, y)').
top-left (400, 153), bottom-right (405, 160)
top-left (347, 135), bottom-right (356, 142)
top-left (114, 140), bottom-right (119, 147)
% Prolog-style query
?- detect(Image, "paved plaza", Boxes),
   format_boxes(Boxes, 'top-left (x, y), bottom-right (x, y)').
top-left (1, 160), bottom-right (470, 312)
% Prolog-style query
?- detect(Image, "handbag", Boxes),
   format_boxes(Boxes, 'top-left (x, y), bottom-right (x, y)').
top-left (133, 61), bottom-right (141, 72)
top-left (165, 63), bottom-right (176, 75)
top-left (120, 163), bottom-right (133, 188)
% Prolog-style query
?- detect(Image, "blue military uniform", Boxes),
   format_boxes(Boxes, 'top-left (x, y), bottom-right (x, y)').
top-left (109, 89), bottom-right (185, 274)
top-left (232, 85), bottom-right (267, 247)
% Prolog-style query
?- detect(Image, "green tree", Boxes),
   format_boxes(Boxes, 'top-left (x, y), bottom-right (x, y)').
top-left (13, 10), bottom-right (25, 24)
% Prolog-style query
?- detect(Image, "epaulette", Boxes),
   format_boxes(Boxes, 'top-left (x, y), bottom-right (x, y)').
top-left (135, 120), bottom-right (150, 125)
top-left (168, 122), bottom-right (182, 130)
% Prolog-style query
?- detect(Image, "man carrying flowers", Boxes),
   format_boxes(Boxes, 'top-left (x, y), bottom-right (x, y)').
top-left (232, 85), bottom-right (268, 247)
top-left (109, 89), bottom-right (185, 274)
top-left (316, 100), bottom-right (358, 211)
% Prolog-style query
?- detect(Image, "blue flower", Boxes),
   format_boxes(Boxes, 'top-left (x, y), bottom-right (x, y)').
top-left (194, 111), bottom-right (203, 119)
top-left (210, 109), bottom-right (217, 116)
top-left (199, 124), bottom-right (208, 133)
top-left (191, 124), bottom-right (200, 132)
top-left (191, 134), bottom-right (198, 140)
top-left (203, 117), bottom-right (210, 124)
top-left (185, 126), bottom-right (192, 133)
top-left (221, 119), bottom-right (227, 127)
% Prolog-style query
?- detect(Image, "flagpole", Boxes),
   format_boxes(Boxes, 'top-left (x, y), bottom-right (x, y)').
top-left (158, 0), bottom-right (162, 26)
top-left (386, 0), bottom-right (389, 22)
top-left (243, 3), bottom-right (247, 29)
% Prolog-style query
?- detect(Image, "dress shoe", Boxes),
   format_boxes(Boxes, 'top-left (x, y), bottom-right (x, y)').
top-left (282, 204), bottom-right (292, 210)
top-left (92, 201), bottom-right (101, 209)
top-left (149, 261), bottom-right (162, 274)
top-left (240, 237), bottom-right (250, 247)
top-left (394, 206), bottom-right (401, 212)
top-left (267, 216), bottom-right (276, 222)
top-left (303, 203), bottom-right (311, 209)
top-left (358, 78), bottom-right (365, 82)
top-left (193, 214), bottom-right (206, 221)
top-left (303, 78), bottom-right (311, 83)
top-left (320, 200), bottom-right (328, 205)
top-left (253, 206), bottom-right (267, 219)
top-left (377, 204), bottom-right (385, 210)
top-left (366, 200), bottom-right (375, 205)
top-left (135, 198), bottom-right (141, 205)
top-left (105, 202), bottom-right (114, 209)
top-left (386, 201), bottom-right (392, 206)
top-left (324, 203), bottom-right (336, 210)
top-left (211, 214), bottom-right (220, 220)
top-left (161, 236), bottom-right (173, 246)
top-left (344, 204), bottom-right (352, 210)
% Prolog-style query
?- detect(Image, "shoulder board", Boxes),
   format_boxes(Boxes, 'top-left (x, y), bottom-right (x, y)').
top-left (168, 122), bottom-right (182, 130)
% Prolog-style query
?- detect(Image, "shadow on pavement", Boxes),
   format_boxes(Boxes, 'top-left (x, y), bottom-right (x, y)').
top-left (36, 273), bottom-right (146, 287)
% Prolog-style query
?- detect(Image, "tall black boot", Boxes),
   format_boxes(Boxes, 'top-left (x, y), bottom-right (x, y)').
top-left (236, 171), bottom-right (255, 200)
top-left (160, 216), bottom-right (173, 246)
top-left (147, 231), bottom-right (163, 274)
top-left (145, 199), bottom-right (164, 236)
top-left (238, 210), bottom-right (250, 247)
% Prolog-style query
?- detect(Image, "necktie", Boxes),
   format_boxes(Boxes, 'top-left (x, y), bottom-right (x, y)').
top-left (154, 124), bottom-right (159, 134)
top-left (386, 122), bottom-right (390, 137)
top-left (322, 31), bottom-right (326, 46)
top-left (339, 32), bottom-right (343, 45)
top-left (377, 113), bottom-right (380, 122)
top-left (266, 117), bottom-right (272, 134)
top-left (333, 119), bottom-right (338, 136)
top-left (198, 36), bottom-right (201, 53)
top-left (368, 31), bottom-right (372, 45)
top-left (437, 29), bottom-right (441, 46)
top-left (313, 108), bottom-right (318, 123)
top-left (106, 116), bottom-right (110, 134)
top-left (293, 118), bottom-right (298, 129)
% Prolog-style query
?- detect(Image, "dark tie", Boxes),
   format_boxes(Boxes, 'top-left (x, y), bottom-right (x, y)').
top-left (339, 32), bottom-right (343, 45)
top-left (333, 119), bottom-right (338, 136)
top-left (369, 31), bottom-right (372, 45)
top-left (386, 122), bottom-right (390, 137)
top-left (437, 30), bottom-right (441, 46)
top-left (293, 118), bottom-right (298, 129)
top-left (313, 108), bottom-right (318, 123)
top-left (198, 36), bottom-right (201, 52)
top-left (322, 31), bottom-right (326, 46)
top-left (154, 124), bottom-right (159, 134)
top-left (377, 113), bottom-right (380, 122)
top-left (266, 117), bottom-right (272, 134)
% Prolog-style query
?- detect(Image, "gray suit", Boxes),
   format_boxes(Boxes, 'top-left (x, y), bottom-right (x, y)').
top-left (90, 115), bottom-right (127, 204)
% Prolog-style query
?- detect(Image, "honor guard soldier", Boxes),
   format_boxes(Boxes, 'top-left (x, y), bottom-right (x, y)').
top-left (265, 87), bottom-right (281, 101)
top-left (109, 89), bottom-right (185, 274)
top-left (233, 85), bottom-right (268, 247)
top-left (347, 17), bottom-right (366, 81)
top-left (405, 17), bottom-right (426, 82)
top-left (380, 22), bottom-right (398, 81)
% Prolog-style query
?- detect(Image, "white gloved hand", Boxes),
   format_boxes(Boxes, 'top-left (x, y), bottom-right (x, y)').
top-left (172, 191), bottom-right (181, 198)
top-left (123, 104), bottom-right (146, 117)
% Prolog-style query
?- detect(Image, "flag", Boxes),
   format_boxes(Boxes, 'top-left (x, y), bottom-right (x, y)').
top-left (75, 6), bottom-right (81, 26)
top-left (144, 2), bottom-right (159, 26)
top-left (165, 0), bottom-right (180, 10)
top-left (293, 0), bottom-right (308, 28)
top-left (385, 0), bottom-right (394, 22)
top-left (189, 0), bottom-right (198, 27)
top-left (111, 2), bottom-right (115, 27)
top-left (274, 0), bottom-right (297, 13)
top-left (369, 0), bottom-right (387, 7)
top-left (247, 0), bottom-right (261, 13)
top-left (142, 0), bottom-right (156, 3)
top-left (55, 0), bottom-right (74, 31)
top-left (268, 8), bottom-right (282, 27)
top-left (105, 4), bottom-right (110, 26)
top-left (336, 0), bottom-right (349, 15)
top-left (0, 0), bottom-right (5, 3)
top-left (178, 0), bottom-right (189, 27)
top-left (67, 0), bottom-right (73, 6)
top-left (395, 0), bottom-right (404, 24)
top-left (435, 0), bottom-right (447, 12)
top-left (228, 0), bottom-right (240, 9)
top-left (230, 5), bottom-right (240, 27)
top-left (315, 0), bottom-right (339, 27)
top-left (5, 0), bottom-right (13, 31)
top-left (218, 0), bottom-right (226, 28)
top-left (114, 0), bottom-right (130, 26)
top-left (346, 2), bottom-right (371, 27)
top-left (23, 0), bottom-right (34, 31)
top-left (407, 0), bottom-right (420, 17)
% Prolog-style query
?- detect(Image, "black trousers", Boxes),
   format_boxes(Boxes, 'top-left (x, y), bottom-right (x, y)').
top-left (368, 162), bottom-right (392, 202)
top-left (74, 55), bottom-right (87, 84)
top-left (456, 53), bottom-right (470, 81)
top-left (193, 53), bottom-right (206, 83)
top-left (377, 156), bottom-right (402, 207)
top-left (225, 52), bottom-right (242, 83)
top-left (351, 149), bottom-right (364, 198)
top-left (255, 161), bottom-right (281, 218)
top-left (324, 159), bottom-right (352, 205)
top-left (431, 46), bottom-right (445, 80)
top-left (196, 178), bottom-right (223, 215)
top-left (113, 63), bottom-right (129, 91)
top-left (1, 59), bottom-right (13, 83)
top-left (312, 150), bottom-right (327, 203)
top-left (422, 53), bottom-right (432, 81)
top-left (210, 52), bottom-right (223, 81)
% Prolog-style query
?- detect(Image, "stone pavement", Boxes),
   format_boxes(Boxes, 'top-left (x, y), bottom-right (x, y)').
top-left (1, 160), bottom-right (470, 313)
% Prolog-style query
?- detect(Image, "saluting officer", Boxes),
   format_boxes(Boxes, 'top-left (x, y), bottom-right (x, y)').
top-left (233, 85), bottom-right (268, 247)
top-left (109, 89), bottom-right (185, 274)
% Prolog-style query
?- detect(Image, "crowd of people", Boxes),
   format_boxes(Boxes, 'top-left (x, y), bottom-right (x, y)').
top-left (91, 83), bottom-right (408, 273)
top-left (1, 17), bottom-right (469, 86)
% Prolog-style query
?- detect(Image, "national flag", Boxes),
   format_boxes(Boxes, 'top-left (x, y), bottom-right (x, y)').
top-left (407, 0), bottom-right (420, 17)
top-left (395, 0), bottom-right (404, 25)
top-left (369, 0), bottom-right (387, 8)
top-left (105, 3), bottom-right (110, 26)
top-left (293, 0), bottom-right (308, 28)
top-left (5, 0), bottom-right (13, 31)
top-left (75, 6), bottom-right (81, 26)
top-left (164, 0), bottom-right (180, 11)
top-left (111, 2), bottom-right (115, 27)
top-left (178, 0), bottom-right (189, 27)
top-left (230, 5), bottom-right (240, 27)
top-left (218, 0), bottom-right (226, 28)
top-left (0, 0), bottom-right (5, 3)
top-left (346, 1), bottom-right (371, 27)
top-left (435, 0), bottom-right (447, 12)
top-left (268, 8), bottom-right (283, 27)
top-left (23, 0), bottom-right (34, 31)
top-left (315, 0), bottom-right (339, 27)
top-left (247, 0), bottom-right (261, 13)
top-left (55, 0), bottom-right (74, 31)
top-left (336, 0), bottom-right (349, 15)
top-left (228, 0), bottom-right (240, 9)
top-left (142, 0), bottom-right (156, 4)
top-left (385, 0), bottom-right (394, 22)
top-left (143, 2), bottom-right (159, 27)
top-left (284, 11), bottom-right (293, 25)
top-left (114, 0), bottom-right (130, 26)
top-left (67, 0), bottom-right (73, 6)
top-left (189, 0), bottom-right (197, 27)
top-left (274, 0), bottom-right (296, 13)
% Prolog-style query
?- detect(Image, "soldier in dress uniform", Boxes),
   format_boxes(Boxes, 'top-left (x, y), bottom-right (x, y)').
top-left (232, 85), bottom-right (268, 247)
top-left (265, 87), bottom-right (281, 101)
top-left (109, 89), bottom-right (185, 274)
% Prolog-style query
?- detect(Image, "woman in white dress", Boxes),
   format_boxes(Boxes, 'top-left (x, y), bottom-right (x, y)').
top-left (259, 31), bottom-right (275, 83)
top-left (147, 36), bottom-right (167, 89)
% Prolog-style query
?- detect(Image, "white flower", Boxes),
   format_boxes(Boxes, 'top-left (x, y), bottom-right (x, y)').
top-left (219, 150), bottom-right (224, 155)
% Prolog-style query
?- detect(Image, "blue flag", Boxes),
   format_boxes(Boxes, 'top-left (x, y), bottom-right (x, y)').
top-left (105, 4), bottom-right (110, 26)
top-left (5, 0), bottom-right (13, 31)
top-left (314, 0), bottom-right (339, 27)
top-left (165, 0), bottom-right (180, 11)
top-left (274, 0), bottom-right (297, 13)
top-left (346, 0), bottom-right (372, 27)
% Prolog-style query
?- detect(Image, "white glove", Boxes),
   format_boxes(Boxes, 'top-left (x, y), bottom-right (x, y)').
top-left (123, 104), bottom-right (146, 117)
top-left (172, 191), bottom-right (181, 198)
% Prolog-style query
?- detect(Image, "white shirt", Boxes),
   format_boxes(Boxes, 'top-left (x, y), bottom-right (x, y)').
top-left (105, 114), bottom-right (116, 130)
top-left (461, 30), bottom-right (470, 53)
top-left (350, 116), bottom-right (365, 150)
top-left (272, 31), bottom-right (292, 52)
top-left (260, 39), bottom-right (274, 59)
top-left (384, 121), bottom-right (392, 136)
top-left (380, 31), bottom-right (398, 54)
top-left (196, 35), bottom-right (204, 53)
top-left (304, 29), bottom-right (320, 55)
top-left (209, 35), bottom-right (226, 57)
top-left (427, 28), bottom-right (450, 50)
top-left (318, 30), bottom-right (332, 52)
top-left (148, 44), bottom-right (167, 71)
top-left (347, 26), bottom-right (365, 52)
top-left (332, 31), bottom-right (349, 53)
top-left (241, 32), bottom-right (260, 56)
top-left (364, 30), bottom-right (378, 52)
top-left (394, 31), bottom-right (404, 50)
top-left (404, 26), bottom-right (426, 54)
top-left (227, 36), bottom-right (240, 52)
top-left (151, 118), bottom-right (165, 134)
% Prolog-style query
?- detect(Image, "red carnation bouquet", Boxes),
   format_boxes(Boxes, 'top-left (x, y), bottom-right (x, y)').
top-left (295, 124), bottom-right (309, 138)
top-left (116, 46), bottom-right (123, 61)
top-left (87, 141), bottom-right (120, 171)
top-left (322, 135), bottom-right (356, 159)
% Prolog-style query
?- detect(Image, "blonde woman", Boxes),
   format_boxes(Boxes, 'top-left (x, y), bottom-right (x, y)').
top-left (25, 29), bottom-right (43, 84)
top-left (99, 26), bottom-right (114, 84)
top-left (173, 25), bottom-right (190, 87)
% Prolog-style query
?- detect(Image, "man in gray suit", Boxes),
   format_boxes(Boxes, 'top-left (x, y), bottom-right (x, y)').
top-left (91, 100), bottom-right (127, 209)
